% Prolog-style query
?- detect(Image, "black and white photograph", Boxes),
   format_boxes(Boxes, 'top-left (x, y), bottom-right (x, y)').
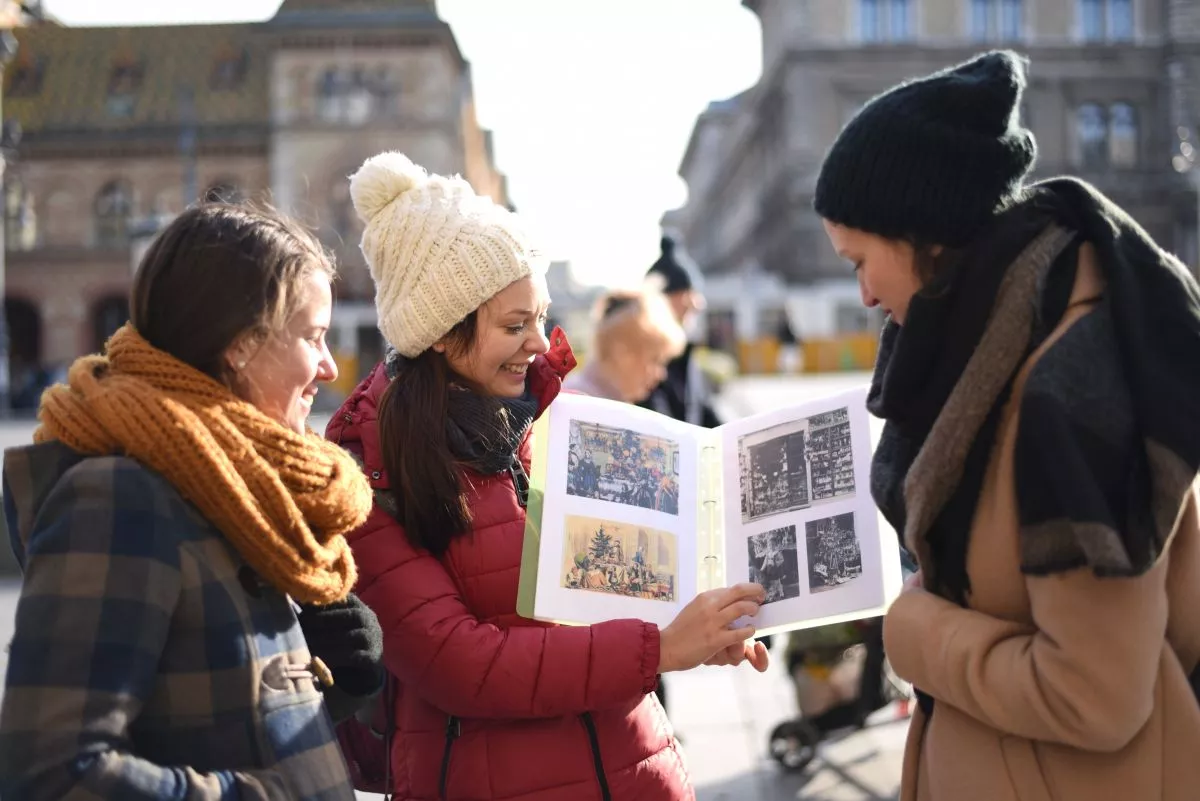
top-left (737, 407), bottom-right (855, 524)
top-left (566, 420), bottom-right (681, 515)
top-left (746, 524), bottom-right (801, 605)
top-left (804, 512), bottom-right (863, 594)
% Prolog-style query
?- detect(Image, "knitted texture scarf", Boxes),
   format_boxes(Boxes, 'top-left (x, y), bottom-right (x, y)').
top-left (36, 324), bottom-right (373, 604)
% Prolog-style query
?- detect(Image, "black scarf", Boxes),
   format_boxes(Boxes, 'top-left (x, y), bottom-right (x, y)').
top-left (870, 179), bottom-right (1200, 716)
top-left (384, 348), bottom-right (538, 476)
top-left (444, 388), bottom-right (538, 475)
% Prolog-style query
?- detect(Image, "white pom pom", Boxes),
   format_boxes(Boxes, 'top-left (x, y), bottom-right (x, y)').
top-left (349, 151), bottom-right (429, 223)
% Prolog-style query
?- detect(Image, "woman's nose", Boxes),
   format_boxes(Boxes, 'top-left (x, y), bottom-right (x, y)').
top-left (857, 271), bottom-right (879, 308)
top-left (527, 326), bottom-right (551, 355)
top-left (318, 343), bottom-right (339, 383)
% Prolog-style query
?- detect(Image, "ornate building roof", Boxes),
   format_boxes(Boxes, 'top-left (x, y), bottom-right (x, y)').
top-left (4, 24), bottom-right (267, 140)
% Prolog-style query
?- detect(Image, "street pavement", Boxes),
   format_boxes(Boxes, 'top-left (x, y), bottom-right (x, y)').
top-left (0, 374), bottom-right (908, 800)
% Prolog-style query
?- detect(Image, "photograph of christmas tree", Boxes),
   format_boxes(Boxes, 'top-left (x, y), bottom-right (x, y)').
top-left (560, 515), bottom-right (677, 603)
top-left (804, 512), bottom-right (863, 594)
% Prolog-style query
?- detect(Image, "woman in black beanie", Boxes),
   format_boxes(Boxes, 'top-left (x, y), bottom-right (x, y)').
top-left (815, 50), bottom-right (1200, 800)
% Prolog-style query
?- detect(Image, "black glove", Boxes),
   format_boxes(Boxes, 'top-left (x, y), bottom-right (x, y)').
top-left (298, 593), bottom-right (384, 700)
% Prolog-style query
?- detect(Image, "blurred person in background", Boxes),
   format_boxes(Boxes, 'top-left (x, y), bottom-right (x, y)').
top-left (639, 236), bottom-right (722, 429)
top-left (565, 287), bottom-right (686, 404)
top-left (0, 204), bottom-right (382, 800)
top-left (816, 50), bottom-right (1200, 800)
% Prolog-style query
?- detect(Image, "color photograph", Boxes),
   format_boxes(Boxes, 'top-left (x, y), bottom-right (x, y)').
top-left (561, 515), bottom-right (678, 603)
top-left (566, 420), bottom-right (681, 515)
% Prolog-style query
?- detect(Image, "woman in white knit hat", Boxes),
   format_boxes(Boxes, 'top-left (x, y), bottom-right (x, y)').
top-left (327, 152), bottom-right (769, 801)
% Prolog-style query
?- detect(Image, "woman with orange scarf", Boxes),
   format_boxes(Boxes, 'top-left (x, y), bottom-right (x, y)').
top-left (0, 204), bottom-right (376, 800)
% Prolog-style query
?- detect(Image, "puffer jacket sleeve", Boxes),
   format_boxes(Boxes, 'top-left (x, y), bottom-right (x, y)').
top-left (351, 505), bottom-right (662, 719)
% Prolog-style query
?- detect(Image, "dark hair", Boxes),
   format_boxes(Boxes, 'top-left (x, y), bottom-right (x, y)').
top-left (908, 238), bottom-right (966, 294)
top-left (130, 202), bottom-right (334, 385)
top-left (378, 312), bottom-right (479, 556)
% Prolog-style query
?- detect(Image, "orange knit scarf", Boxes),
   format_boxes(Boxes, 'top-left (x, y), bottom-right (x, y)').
top-left (36, 324), bottom-right (372, 604)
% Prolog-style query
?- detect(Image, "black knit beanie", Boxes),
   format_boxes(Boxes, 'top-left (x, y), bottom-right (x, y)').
top-left (646, 236), bottom-right (703, 294)
top-left (814, 50), bottom-right (1037, 248)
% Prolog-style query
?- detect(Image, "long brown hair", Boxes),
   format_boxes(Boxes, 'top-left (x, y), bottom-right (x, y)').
top-left (378, 313), bottom-right (479, 556)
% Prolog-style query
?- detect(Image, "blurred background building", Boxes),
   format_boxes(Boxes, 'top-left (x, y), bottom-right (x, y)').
top-left (666, 0), bottom-right (1200, 374)
top-left (0, 0), bottom-right (510, 409)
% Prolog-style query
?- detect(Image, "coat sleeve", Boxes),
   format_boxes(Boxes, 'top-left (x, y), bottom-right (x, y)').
top-left (0, 460), bottom-right (298, 800)
top-left (352, 507), bottom-right (662, 719)
top-left (883, 562), bottom-right (1166, 752)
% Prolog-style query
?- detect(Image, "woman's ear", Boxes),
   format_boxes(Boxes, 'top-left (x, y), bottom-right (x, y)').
top-left (224, 334), bottom-right (254, 374)
top-left (431, 340), bottom-right (447, 354)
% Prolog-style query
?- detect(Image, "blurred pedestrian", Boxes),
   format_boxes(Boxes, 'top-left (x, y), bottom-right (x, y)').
top-left (816, 50), bottom-right (1200, 800)
top-left (639, 236), bottom-right (722, 428)
top-left (327, 152), bottom-right (769, 801)
top-left (566, 287), bottom-right (686, 403)
top-left (0, 204), bottom-right (382, 800)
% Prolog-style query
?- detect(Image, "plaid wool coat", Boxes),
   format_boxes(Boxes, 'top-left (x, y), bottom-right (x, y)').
top-left (0, 441), bottom-right (356, 800)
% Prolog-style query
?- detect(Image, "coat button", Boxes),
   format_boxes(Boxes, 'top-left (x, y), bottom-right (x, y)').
top-left (371, 471), bottom-right (381, 480)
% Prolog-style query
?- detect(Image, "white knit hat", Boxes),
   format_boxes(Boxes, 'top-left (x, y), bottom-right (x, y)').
top-left (349, 151), bottom-right (547, 358)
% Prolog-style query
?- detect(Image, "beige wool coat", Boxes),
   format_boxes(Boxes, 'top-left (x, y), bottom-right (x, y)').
top-left (884, 245), bottom-right (1200, 801)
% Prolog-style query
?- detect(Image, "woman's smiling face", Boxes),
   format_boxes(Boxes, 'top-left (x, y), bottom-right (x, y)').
top-left (439, 275), bottom-right (552, 398)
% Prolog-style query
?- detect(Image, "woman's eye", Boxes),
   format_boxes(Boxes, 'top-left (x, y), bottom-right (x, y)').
top-left (507, 324), bottom-right (526, 334)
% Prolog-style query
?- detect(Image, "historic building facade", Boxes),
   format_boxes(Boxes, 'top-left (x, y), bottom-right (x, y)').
top-left (668, 0), bottom-right (1198, 354)
top-left (1, 0), bottom-right (509, 406)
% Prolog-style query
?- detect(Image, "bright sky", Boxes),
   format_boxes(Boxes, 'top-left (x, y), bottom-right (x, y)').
top-left (40, 0), bottom-right (763, 289)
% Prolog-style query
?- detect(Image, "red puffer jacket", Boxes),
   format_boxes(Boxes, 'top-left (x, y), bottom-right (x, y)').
top-left (326, 332), bottom-right (693, 801)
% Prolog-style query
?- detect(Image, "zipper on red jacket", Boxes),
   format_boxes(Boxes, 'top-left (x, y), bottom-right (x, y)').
top-left (579, 713), bottom-right (613, 801)
top-left (438, 715), bottom-right (460, 799)
top-left (509, 458), bottom-right (530, 507)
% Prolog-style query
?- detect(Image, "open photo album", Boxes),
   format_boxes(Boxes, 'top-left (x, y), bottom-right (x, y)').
top-left (516, 386), bottom-right (903, 638)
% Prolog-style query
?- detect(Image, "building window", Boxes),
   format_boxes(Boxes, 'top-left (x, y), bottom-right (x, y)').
top-left (5, 176), bottom-right (36, 251)
top-left (107, 55), bottom-right (144, 118)
top-left (317, 66), bottom-right (388, 124)
top-left (1080, 0), bottom-right (1134, 41)
top-left (861, 0), bottom-right (883, 42)
top-left (94, 180), bottom-right (133, 247)
top-left (970, 0), bottom-right (1023, 41)
top-left (1110, 0), bottom-right (1133, 40)
top-left (1108, 102), bottom-right (1138, 167)
top-left (6, 54), bottom-right (45, 98)
top-left (210, 45), bottom-right (249, 91)
top-left (1075, 103), bottom-right (1138, 168)
top-left (860, 0), bottom-right (912, 42)
top-left (889, 0), bottom-right (912, 40)
top-left (1076, 103), bottom-right (1109, 168)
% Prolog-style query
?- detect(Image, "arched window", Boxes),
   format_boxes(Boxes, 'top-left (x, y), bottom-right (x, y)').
top-left (1109, 102), bottom-right (1138, 167)
top-left (92, 296), bottom-right (130, 352)
top-left (94, 181), bottom-right (133, 247)
top-left (1076, 103), bottom-right (1108, 168)
top-left (6, 296), bottom-right (43, 410)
